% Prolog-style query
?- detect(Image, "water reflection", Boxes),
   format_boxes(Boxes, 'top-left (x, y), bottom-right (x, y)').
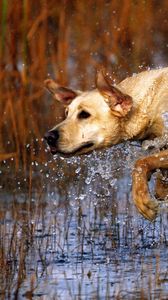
top-left (1, 143), bottom-right (168, 299)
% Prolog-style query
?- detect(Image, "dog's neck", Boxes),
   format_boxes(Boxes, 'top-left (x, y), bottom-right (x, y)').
top-left (119, 107), bottom-right (151, 141)
top-left (119, 105), bottom-right (164, 143)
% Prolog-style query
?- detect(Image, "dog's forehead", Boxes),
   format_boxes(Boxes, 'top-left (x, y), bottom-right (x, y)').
top-left (69, 89), bottom-right (109, 112)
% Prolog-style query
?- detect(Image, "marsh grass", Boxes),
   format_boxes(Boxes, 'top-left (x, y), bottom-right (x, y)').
top-left (0, 0), bottom-right (168, 167)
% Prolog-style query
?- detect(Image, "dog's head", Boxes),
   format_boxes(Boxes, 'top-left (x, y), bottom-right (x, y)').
top-left (44, 70), bottom-right (132, 156)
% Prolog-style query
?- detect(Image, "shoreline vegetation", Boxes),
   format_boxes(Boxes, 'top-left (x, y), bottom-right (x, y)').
top-left (0, 0), bottom-right (168, 169)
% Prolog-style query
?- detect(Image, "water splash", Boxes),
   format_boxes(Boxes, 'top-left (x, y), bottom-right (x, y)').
top-left (142, 112), bottom-right (168, 150)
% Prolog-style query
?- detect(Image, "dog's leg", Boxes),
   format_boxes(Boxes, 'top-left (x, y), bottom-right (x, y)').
top-left (155, 170), bottom-right (168, 199)
top-left (132, 150), bottom-right (168, 221)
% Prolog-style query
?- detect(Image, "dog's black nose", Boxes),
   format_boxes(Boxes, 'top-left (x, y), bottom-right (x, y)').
top-left (44, 130), bottom-right (59, 146)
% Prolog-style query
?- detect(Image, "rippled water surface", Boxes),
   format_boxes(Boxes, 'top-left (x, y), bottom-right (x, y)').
top-left (1, 143), bottom-right (168, 299)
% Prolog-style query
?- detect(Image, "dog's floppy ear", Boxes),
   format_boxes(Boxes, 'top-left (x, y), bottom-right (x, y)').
top-left (44, 79), bottom-right (77, 106)
top-left (96, 69), bottom-right (133, 117)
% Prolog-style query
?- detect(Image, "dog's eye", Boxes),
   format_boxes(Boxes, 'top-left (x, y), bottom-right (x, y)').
top-left (78, 110), bottom-right (91, 119)
top-left (65, 108), bottom-right (69, 117)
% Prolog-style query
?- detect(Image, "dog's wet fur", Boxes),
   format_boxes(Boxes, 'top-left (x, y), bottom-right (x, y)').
top-left (44, 68), bottom-right (168, 221)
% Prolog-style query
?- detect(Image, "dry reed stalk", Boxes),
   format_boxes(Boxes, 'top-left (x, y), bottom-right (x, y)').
top-left (0, 0), bottom-right (168, 167)
top-left (56, 0), bottom-right (69, 84)
top-left (0, 0), bottom-right (7, 63)
top-left (21, 0), bottom-right (29, 85)
top-left (28, 144), bottom-right (33, 200)
top-left (4, 97), bottom-right (20, 169)
top-left (110, 0), bottom-right (131, 66)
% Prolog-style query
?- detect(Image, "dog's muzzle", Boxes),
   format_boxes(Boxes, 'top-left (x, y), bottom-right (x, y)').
top-left (44, 130), bottom-right (95, 156)
top-left (44, 130), bottom-right (59, 154)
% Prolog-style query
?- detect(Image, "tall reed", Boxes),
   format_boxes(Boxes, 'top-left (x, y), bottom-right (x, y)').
top-left (0, 0), bottom-right (167, 168)
top-left (0, 0), bottom-right (7, 61)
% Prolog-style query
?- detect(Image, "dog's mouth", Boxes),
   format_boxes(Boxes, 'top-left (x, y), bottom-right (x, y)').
top-left (72, 142), bottom-right (94, 155)
top-left (49, 142), bottom-right (94, 156)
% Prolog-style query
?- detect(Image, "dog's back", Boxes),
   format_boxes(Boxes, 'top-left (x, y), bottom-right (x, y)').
top-left (117, 67), bottom-right (168, 139)
top-left (118, 67), bottom-right (168, 112)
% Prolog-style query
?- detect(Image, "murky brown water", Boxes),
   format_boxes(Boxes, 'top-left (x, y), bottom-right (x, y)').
top-left (1, 143), bottom-right (168, 299)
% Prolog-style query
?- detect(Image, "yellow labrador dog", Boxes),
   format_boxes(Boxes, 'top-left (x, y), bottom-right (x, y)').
top-left (44, 68), bottom-right (168, 221)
